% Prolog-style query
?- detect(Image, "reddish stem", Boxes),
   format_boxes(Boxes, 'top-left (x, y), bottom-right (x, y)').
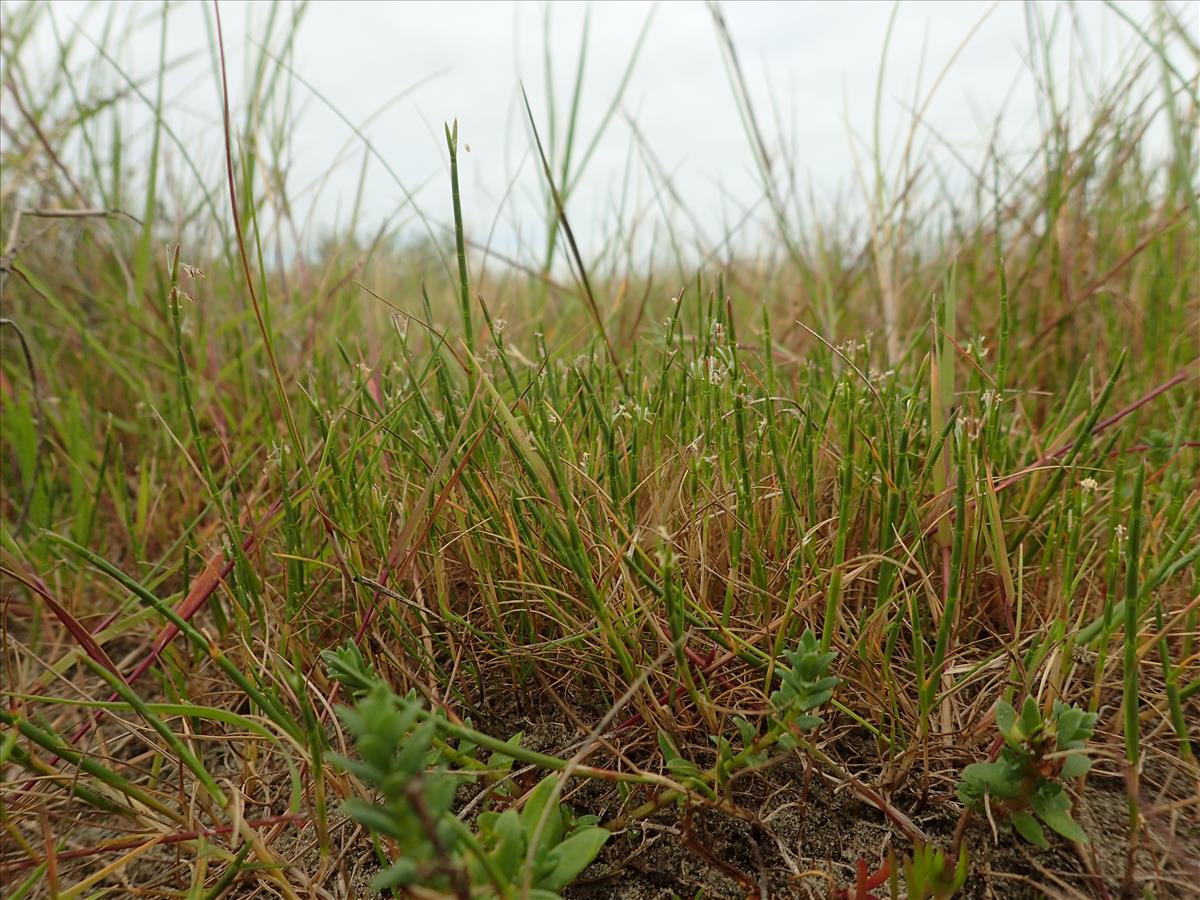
top-left (0, 814), bottom-right (308, 875)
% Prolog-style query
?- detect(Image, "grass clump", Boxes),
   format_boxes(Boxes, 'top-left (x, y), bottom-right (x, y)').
top-left (1, 1), bottom-right (1198, 897)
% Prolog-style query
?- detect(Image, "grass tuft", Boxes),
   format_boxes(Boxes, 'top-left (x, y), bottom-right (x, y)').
top-left (1, 2), bottom-right (1197, 897)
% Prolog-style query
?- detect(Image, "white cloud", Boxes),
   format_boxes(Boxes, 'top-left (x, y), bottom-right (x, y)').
top-left (9, 0), bottom-right (1194, 263)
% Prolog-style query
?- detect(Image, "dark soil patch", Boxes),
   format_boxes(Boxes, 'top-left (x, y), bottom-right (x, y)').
top-left (476, 693), bottom-right (1200, 900)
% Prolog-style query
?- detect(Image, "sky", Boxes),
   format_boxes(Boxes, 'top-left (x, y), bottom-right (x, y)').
top-left (7, 1), bottom-right (1196, 264)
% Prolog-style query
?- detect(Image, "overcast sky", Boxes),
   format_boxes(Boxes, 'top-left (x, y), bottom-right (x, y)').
top-left (10, 1), bottom-right (1196, 263)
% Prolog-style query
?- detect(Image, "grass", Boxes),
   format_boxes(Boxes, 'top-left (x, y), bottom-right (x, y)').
top-left (1, 1), bottom-right (1197, 897)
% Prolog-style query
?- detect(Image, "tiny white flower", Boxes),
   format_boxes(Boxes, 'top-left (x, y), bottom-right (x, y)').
top-left (625, 529), bottom-right (642, 559)
top-left (656, 544), bottom-right (676, 567)
top-left (1079, 477), bottom-right (1099, 493)
top-left (696, 354), bottom-right (729, 386)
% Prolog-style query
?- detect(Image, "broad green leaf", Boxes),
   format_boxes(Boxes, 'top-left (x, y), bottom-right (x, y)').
top-left (734, 716), bottom-right (757, 748)
top-left (341, 798), bottom-right (405, 840)
top-left (487, 732), bottom-right (524, 772)
top-left (1055, 706), bottom-right (1084, 747)
top-left (959, 760), bottom-right (1021, 801)
top-left (666, 758), bottom-right (703, 780)
top-left (426, 775), bottom-right (461, 819)
top-left (371, 858), bottom-right (419, 890)
top-left (539, 826), bottom-right (611, 890)
top-left (657, 729), bottom-right (680, 762)
top-left (994, 700), bottom-right (1016, 737)
top-left (1010, 809), bottom-right (1048, 848)
top-left (521, 775), bottom-right (566, 853)
top-left (1060, 753), bottom-right (1092, 778)
top-left (391, 720), bottom-right (434, 777)
top-left (477, 810), bottom-right (500, 834)
top-left (1031, 787), bottom-right (1088, 843)
top-left (1018, 697), bottom-right (1042, 738)
top-left (490, 808), bottom-right (526, 879)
